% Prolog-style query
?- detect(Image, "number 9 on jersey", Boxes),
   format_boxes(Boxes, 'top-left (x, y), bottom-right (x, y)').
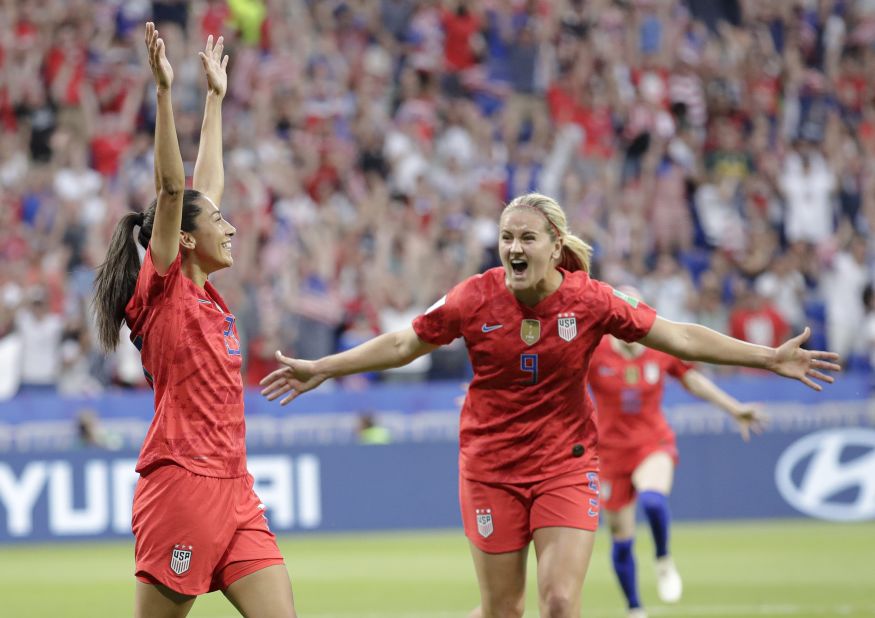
top-left (520, 353), bottom-right (538, 385)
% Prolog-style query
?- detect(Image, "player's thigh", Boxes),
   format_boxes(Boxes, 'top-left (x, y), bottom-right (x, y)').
top-left (632, 450), bottom-right (675, 494)
top-left (222, 564), bottom-right (296, 618)
top-left (135, 580), bottom-right (196, 618)
top-left (133, 466), bottom-right (237, 596)
top-left (605, 501), bottom-right (637, 540)
top-left (468, 541), bottom-right (528, 618)
top-left (460, 476), bottom-right (532, 554)
top-left (532, 526), bottom-right (597, 616)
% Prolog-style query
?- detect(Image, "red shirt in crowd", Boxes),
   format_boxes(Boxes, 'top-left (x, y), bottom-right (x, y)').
top-left (125, 248), bottom-right (247, 478)
top-left (729, 303), bottom-right (788, 348)
top-left (546, 84), bottom-right (614, 159)
top-left (44, 45), bottom-right (86, 106)
top-left (441, 9), bottom-right (482, 72)
top-left (413, 268), bottom-right (656, 483)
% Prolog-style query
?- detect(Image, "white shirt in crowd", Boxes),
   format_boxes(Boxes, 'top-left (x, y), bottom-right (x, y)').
top-left (379, 307), bottom-right (431, 378)
top-left (755, 269), bottom-right (806, 329)
top-left (823, 251), bottom-right (870, 359)
top-left (779, 151), bottom-right (836, 245)
top-left (15, 309), bottom-right (63, 386)
top-left (0, 331), bottom-right (22, 400)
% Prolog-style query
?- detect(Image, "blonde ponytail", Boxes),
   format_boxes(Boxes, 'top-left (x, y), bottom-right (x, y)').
top-left (503, 192), bottom-right (592, 273)
top-left (558, 233), bottom-right (592, 273)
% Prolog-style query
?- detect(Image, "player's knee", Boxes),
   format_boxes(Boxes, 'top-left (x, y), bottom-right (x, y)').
top-left (609, 517), bottom-right (633, 538)
top-left (540, 587), bottom-right (576, 618)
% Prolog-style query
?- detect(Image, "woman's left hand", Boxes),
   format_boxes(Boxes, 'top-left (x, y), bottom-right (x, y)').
top-left (730, 404), bottom-right (768, 442)
top-left (199, 34), bottom-right (228, 98)
top-left (769, 327), bottom-right (841, 391)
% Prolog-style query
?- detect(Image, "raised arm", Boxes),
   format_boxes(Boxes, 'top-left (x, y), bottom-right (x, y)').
top-left (260, 327), bottom-right (439, 405)
top-left (192, 34), bottom-right (228, 206)
top-left (145, 22), bottom-right (185, 275)
top-left (639, 317), bottom-right (840, 391)
top-left (679, 369), bottom-right (767, 442)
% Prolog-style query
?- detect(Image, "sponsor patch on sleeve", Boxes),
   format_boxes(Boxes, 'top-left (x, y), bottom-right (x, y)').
top-left (612, 288), bottom-right (640, 308)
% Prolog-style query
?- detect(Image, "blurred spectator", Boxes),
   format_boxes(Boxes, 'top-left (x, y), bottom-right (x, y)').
top-left (502, 3), bottom-right (550, 151)
top-left (823, 234), bottom-right (872, 362)
top-left (863, 285), bottom-right (875, 374)
top-left (692, 270), bottom-right (729, 335)
top-left (15, 288), bottom-right (63, 392)
top-left (76, 408), bottom-right (122, 450)
top-left (378, 280), bottom-right (431, 382)
top-left (57, 317), bottom-right (103, 397)
top-left (639, 252), bottom-right (696, 323)
top-left (357, 412), bottom-right (392, 445)
top-left (778, 139), bottom-right (837, 247)
top-left (728, 281), bottom-right (790, 348)
top-left (0, 305), bottom-right (22, 401)
top-left (755, 252), bottom-right (807, 334)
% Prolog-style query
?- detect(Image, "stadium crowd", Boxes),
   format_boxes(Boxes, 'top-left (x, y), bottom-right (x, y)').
top-left (1, 0), bottom-right (874, 399)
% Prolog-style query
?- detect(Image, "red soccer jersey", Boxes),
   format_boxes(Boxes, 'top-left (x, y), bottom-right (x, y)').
top-left (125, 248), bottom-right (246, 478)
top-left (588, 338), bottom-right (692, 455)
top-left (413, 268), bottom-right (656, 483)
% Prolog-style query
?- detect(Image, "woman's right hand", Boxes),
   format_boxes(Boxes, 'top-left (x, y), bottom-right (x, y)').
top-left (145, 22), bottom-right (173, 91)
top-left (260, 352), bottom-right (329, 405)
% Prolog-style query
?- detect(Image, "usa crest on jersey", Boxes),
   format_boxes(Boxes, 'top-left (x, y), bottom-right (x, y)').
top-left (557, 312), bottom-right (577, 342)
top-left (475, 508), bottom-right (494, 538)
top-left (170, 544), bottom-right (193, 575)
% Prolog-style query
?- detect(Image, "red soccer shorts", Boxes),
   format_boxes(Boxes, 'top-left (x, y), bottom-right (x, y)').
top-left (599, 441), bottom-right (679, 512)
top-left (132, 465), bottom-right (284, 595)
top-left (460, 468), bottom-right (601, 553)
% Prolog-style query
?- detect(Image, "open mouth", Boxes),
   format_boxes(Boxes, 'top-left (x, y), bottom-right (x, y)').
top-left (510, 258), bottom-right (528, 277)
top-left (221, 241), bottom-right (232, 252)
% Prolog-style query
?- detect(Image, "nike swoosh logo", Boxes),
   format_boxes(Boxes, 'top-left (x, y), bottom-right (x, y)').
top-left (481, 323), bottom-right (503, 333)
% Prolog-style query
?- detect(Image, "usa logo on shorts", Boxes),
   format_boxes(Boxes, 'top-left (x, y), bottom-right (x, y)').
top-left (170, 544), bottom-right (193, 575)
top-left (475, 508), bottom-right (493, 538)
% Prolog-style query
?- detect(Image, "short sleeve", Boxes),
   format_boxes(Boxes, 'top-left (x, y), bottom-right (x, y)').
top-left (411, 279), bottom-right (469, 346)
top-left (125, 246), bottom-right (183, 329)
top-left (666, 354), bottom-right (694, 379)
top-left (594, 280), bottom-right (657, 342)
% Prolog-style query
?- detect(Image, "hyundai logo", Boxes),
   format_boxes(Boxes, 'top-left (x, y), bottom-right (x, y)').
top-left (775, 428), bottom-right (875, 522)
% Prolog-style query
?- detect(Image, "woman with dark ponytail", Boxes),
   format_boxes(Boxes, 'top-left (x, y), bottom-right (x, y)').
top-left (93, 23), bottom-right (296, 617)
top-left (92, 192), bottom-right (204, 352)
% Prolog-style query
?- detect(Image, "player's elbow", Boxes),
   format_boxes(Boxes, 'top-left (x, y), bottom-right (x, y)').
top-left (158, 182), bottom-right (184, 198)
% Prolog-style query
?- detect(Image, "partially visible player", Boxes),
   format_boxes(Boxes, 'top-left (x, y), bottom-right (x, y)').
top-left (260, 192), bottom-right (839, 618)
top-left (91, 24), bottom-right (296, 617)
top-left (589, 287), bottom-right (766, 618)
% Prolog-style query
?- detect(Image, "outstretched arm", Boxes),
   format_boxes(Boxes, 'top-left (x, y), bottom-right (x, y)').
top-left (679, 369), bottom-right (767, 441)
top-left (192, 34), bottom-right (228, 206)
top-left (260, 327), bottom-right (439, 405)
top-left (639, 317), bottom-right (840, 391)
top-left (145, 21), bottom-right (185, 275)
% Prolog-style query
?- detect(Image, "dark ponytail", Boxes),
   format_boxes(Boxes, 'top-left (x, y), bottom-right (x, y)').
top-left (92, 189), bottom-right (204, 351)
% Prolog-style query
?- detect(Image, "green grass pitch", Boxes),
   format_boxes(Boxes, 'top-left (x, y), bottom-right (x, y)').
top-left (2, 520), bottom-right (873, 617)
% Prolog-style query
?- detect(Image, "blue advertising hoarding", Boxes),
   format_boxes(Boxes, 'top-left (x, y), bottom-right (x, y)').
top-left (0, 375), bottom-right (873, 542)
top-left (1, 425), bottom-right (874, 543)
